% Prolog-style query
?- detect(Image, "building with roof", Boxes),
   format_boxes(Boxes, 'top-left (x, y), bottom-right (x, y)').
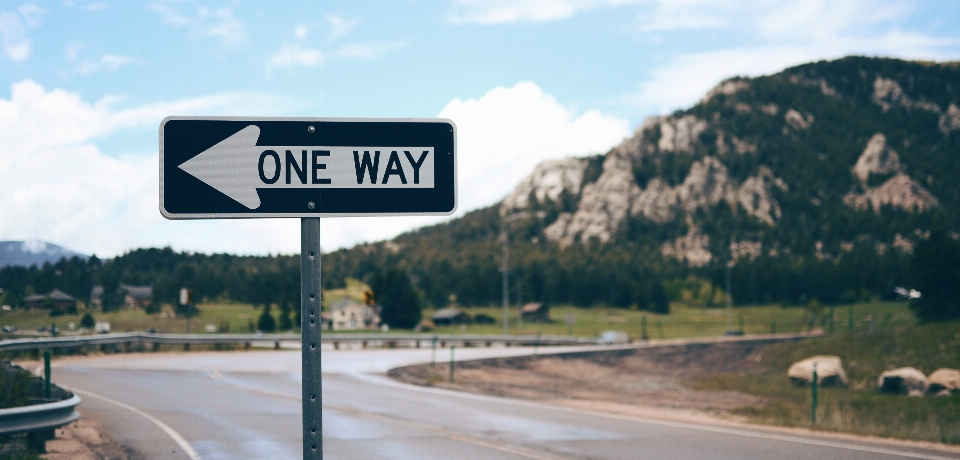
top-left (90, 284), bottom-right (153, 309)
top-left (431, 308), bottom-right (471, 326)
top-left (330, 299), bottom-right (381, 331)
top-left (520, 302), bottom-right (550, 323)
top-left (22, 289), bottom-right (77, 312)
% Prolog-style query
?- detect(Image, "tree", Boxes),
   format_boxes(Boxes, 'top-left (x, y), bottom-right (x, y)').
top-left (909, 231), bottom-right (960, 322)
top-left (369, 269), bottom-right (423, 329)
top-left (257, 304), bottom-right (277, 332)
top-left (278, 300), bottom-right (293, 331)
top-left (80, 312), bottom-right (95, 329)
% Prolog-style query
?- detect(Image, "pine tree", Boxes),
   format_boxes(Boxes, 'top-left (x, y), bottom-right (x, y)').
top-left (257, 304), bottom-right (277, 332)
top-left (278, 300), bottom-right (293, 330)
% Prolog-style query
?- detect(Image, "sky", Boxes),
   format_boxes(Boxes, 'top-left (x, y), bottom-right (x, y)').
top-left (1, 0), bottom-right (959, 258)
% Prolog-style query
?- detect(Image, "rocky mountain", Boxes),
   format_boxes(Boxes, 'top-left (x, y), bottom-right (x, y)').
top-left (323, 56), bottom-right (960, 309)
top-left (0, 240), bottom-right (88, 268)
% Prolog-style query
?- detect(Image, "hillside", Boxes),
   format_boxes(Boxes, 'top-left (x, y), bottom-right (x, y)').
top-left (0, 240), bottom-right (87, 268)
top-left (323, 56), bottom-right (960, 309)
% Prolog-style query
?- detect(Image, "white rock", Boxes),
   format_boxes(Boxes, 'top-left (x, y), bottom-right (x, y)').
top-left (844, 173), bottom-right (939, 212)
top-left (660, 227), bottom-right (712, 267)
top-left (501, 158), bottom-right (586, 213)
top-left (878, 367), bottom-right (928, 396)
top-left (940, 104), bottom-right (960, 134)
top-left (784, 109), bottom-right (814, 130)
top-left (788, 355), bottom-right (849, 387)
top-left (852, 133), bottom-right (901, 183)
top-left (927, 368), bottom-right (960, 395)
top-left (658, 115), bottom-right (708, 153)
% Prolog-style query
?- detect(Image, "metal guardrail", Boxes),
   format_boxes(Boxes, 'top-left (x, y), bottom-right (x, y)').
top-left (0, 332), bottom-right (595, 351)
top-left (0, 394), bottom-right (80, 436)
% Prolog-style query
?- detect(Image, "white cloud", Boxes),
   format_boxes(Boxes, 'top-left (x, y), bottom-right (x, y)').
top-left (86, 3), bottom-right (107, 12)
top-left (0, 80), bottom-right (300, 257)
top-left (324, 14), bottom-right (358, 42)
top-left (267, 45), bottom-right (325, 71)
top-left (0, 5), bottom-right (42, 61)
top-left (450, 0), bottom-right (635, 24)
top-left (147, 3), bottom-right (244, 44)
top-left (331, 41), bottom-right (406, 60)
top-left (266, 41), bottom-right (405, 71)
top-left (295, 24), bottom-right (308, 40)
top-left (623, 0), bottom-right (960, 115)
top-left (439, 81), bottom-right (630, 214)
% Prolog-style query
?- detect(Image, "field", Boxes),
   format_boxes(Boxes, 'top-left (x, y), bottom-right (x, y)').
top-left (0, 298), bottom-right (916, 339)
top-left (691, 320), bottom-right (960, 443)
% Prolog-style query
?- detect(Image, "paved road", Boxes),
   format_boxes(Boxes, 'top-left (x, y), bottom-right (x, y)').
top-left (51, 345), bottom-right (959, 460)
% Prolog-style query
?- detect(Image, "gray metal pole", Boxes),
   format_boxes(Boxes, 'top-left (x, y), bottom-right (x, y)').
top-left (301, 218), bottom-right (322, 459)
top-left (501, 221), bottom-right (509, 336)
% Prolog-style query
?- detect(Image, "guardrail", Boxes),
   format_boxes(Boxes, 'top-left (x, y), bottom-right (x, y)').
top-left (0, 394), bottom-right (80, 436)
top-left (0, 331), bottom-right (595, 352)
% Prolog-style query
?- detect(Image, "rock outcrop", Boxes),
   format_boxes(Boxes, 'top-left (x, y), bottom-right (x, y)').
top-left (852, 133), bottom-right (901, 183)
top-left (927, 368), bottom-right (960, 396)
top-left (788, 356), bottom-right (849, 387)
top-left (844, 173), bottom-right (939, 212)
top-left (877, 367), bottom-right (928, 396)
top-left (501, 158), bottom-right (586, 213)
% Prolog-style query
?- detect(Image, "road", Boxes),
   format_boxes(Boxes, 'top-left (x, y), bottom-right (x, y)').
top-left (50, 344), bottom-right (959, 460)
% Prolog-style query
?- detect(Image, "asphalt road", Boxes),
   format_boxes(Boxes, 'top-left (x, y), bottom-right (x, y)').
top-left (51, 345), bottom-right (959, 460)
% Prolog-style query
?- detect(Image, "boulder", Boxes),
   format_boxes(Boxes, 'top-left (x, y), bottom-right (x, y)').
top-left (927, 368), bottom-right (960, 396)
top-left (877, 367), bottom-right (928, 396)
top-left (788, 355), bottom-right (848, 387)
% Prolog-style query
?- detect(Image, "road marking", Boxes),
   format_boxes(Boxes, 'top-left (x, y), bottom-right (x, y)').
top-left (350, 372), bottom-right (960, 460)
top-left (68, 387), bottom-right (203, 460)
top-left (208, 370), bottom-right (222, 380)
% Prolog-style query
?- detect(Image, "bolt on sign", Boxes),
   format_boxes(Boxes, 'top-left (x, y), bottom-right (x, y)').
top-left (160, 117), bottom-right (457, 218)
top-left (160, 116), bottom-right (456, 459)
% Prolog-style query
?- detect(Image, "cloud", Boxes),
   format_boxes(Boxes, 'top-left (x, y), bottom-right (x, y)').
top-left (65, 44), bottom-right (136, 75)
top-left (295, 24), bottom-right (308, 40)
top-left (0, 80), bottom-right (299, 257)
top-left (449, 0), bottom-right (634, 24)
top-left (266, 41), bottom-right (405, 71)
top-left (147, 3), bottom-right (244, 44)
top-left (439, 81), bottom-right (630, 214)
top-left (86, 3), bottom-right (107, 12)
top-left (0, 5), bottom-right (42, 61)
top-left (622, 0), bottom-right (960, 115)
top-left (324, 14), bottom-right (358, 42)
top-left (267, 45), bottom-right (324, 70)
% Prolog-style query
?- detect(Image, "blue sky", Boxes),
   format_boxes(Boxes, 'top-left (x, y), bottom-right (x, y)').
top-left (1, 0), bottom-right (959, 257)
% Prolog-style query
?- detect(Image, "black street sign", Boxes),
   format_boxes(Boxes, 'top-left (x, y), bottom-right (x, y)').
top-left (160, 117), bottom-right (457, 218)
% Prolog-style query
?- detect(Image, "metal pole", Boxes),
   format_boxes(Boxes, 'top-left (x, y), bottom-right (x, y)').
top-left (725, 262), bottom-right (733, 333)
top-left (501, 221), bottom-right (509, 336)
top-left (43, 350), bottom-right (51, 399)
top-left (301, 218), bottom-right (322, 459)
top-left (449, 345), bottom-right (455, 383)
top-left (811, 362), bottom-right (818, 425)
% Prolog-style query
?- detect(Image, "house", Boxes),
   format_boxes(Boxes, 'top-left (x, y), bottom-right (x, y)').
top-left (330, 299), bottom-right (381, 331)
top-left (431, 308), bottom-right (471, 326)
top-left (120, 284), bottom-right (153, 309)
top-left (90, 284), bottom-right (154, 309)
top-left (520, 302), bottom-right (550, 323)
top-left (89, 286), bottom-right (104, 309)
top-left (22, 289), bottom-right (77, 311)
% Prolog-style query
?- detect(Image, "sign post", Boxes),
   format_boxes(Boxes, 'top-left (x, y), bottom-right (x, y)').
top-left (161, 117), bottom-right (456, 459)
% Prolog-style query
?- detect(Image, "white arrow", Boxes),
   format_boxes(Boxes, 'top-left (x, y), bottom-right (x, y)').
top-left (179, 125), bottom-right (265, 209)
top-left (178, 125), bottom-right (435, 210)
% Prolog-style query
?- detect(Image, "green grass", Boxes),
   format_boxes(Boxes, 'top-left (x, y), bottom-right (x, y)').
top-left (424, 301), bottom-right (915, 339)
top-left (690, 320), bottom-right (960, 443)
top-left (0, 300), bottom-right (916, 340)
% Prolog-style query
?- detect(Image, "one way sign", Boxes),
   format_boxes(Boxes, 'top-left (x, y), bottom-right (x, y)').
top-left (160, 117), bottom-right (457, 218)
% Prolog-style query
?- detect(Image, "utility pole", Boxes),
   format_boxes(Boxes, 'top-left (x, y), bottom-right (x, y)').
top-left (501, 211), bottom-right (545, 336)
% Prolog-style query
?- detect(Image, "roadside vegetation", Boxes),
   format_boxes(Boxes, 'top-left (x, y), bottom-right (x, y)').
top-left (690, 320), bottom-right (960, 444)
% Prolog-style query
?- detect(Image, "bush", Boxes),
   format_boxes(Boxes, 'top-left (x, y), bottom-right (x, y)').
top-left (79, 313), bottom-right (95, 329)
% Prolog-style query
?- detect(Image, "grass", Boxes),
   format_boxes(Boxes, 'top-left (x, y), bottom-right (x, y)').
top-left (690, 320), bottom-right (960, 444)
top-left (0, 299), bottom-right (916, 339)
top-left (423, 301), bottom-right (915, 339)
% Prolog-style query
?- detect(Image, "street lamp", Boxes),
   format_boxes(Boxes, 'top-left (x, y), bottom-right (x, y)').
top-left (501, 211), bottom-right (546, 335)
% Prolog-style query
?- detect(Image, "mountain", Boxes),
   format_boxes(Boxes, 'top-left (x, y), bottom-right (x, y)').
top-left (321, 56), bottom-right (960, 309)
top-left (0, 240), bottom-right (88, 268)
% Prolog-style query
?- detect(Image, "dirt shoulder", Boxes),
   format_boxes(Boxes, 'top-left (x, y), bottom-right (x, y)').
top-left (43, 416), bottom-right (140, 460)
top-left (389, 340), bottom-right (776, 419)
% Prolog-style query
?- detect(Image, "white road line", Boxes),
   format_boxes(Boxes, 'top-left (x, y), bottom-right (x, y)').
top-left (350, 372), bottom-right (960, 460)
top-left (68, 387), bottom-right (203, 460)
